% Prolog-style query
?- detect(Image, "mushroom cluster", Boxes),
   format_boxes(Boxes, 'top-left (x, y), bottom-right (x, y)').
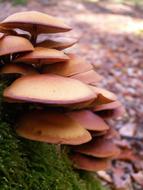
top-left (0, 11), bottom-right (124, 172)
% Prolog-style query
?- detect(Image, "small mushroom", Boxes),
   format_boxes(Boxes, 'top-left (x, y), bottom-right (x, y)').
top-left (0, 63), bottom-right (38, 76)
top-left (0, 35), bottom-right (34, 56)
top-left (37, 37), bottom-right (77, 50)
top-left (1, 11), bottom-right (71, 34)
top-left (71, 70), bottom-right (103, 84)
top-left (3, 74), bottom-right (96, 105)
top-left (14, 47), bottom-right (69, 65)
top-left (41, 54), bottom-right (93, 76)
top-left (67, 110), bottom-right (109, 131)
top-left (16, 110), bottom-right (92, 145)
top-left (96, 104), bottom-right (125, 119)
top-left (70, 152), bottom-right (110, 172)
top-left (89, 86), bottom-right (117, 105)
top-left (72, 138), bottom-right (120, 158)
top-left (93, 101), bottom-right (121, 112)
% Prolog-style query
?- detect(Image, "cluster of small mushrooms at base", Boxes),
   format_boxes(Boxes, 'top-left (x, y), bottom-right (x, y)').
top-left (0, 11), bottom-right (125, 172)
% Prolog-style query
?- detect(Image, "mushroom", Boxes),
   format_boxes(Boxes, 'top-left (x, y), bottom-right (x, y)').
top-left (71, 70), bottom-right (103, 84)
top-left (71, 138), bottom-right (120, 158)
top-left (70, 152), bottom-right (110, 172)
top-left (37, 37), bottom-right (77, 50)
top-left (0, 62), bottom-right (38, 76)
top-left (0, 35), bottom-right (34, 56)
top-left (16, 110), bottom-right (92, 145)
top-left (14, 47), bottom-right (69, 65)
top-left (41, 54), bottom-right (93, 76)
top-left (67, 110), bottom-right (109, 131)
top-left (3, 74), bottom-right (96, 105)
top-left (93, 101), bottom-right (121, 112)
top-left (95, 103), bottom-right (125, 119)
top-left (1, 11), bottom-right (72, 44)
top-left (89, 86), bottom-right (117, 105)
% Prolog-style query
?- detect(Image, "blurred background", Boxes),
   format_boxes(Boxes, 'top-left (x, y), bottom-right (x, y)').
top-left (0, 0), bottom-right (143, 189)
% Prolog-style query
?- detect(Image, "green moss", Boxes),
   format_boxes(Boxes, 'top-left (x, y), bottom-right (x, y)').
top-left (0, 81), bottom-right (108, 190)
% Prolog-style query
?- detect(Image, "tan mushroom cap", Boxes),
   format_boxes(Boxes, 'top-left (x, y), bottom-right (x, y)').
top-left (70, 153), bottom-right (110, 172)
top-left (3, 74), bottom-right (96, 105)
top-left (89, 86), bottom-right (117, 105)
top-left (0, 35), bottom-right (34, 56)
top-left (96, 104), bottom-right (125, 119)
top-left (0, 63), bottom-right (38, 76)
top-left (72, 138), bottom-right (120, 158)
top-left (14, 47), bottom-right (69, 65)
top-left (37, 37), bottom-right (77, 50)
top-left (93, 101), bottom-right (121, 112)
top-left (71, 70), bottom-right (103, 84)
top-left (41, 54), bottom-right (93, 76)
top-left (67, 110), bottom-right (109, 131)
top-left (1, 11), bottom-right (72, 34)
top-left (16, 110), bottom-right (92, 145)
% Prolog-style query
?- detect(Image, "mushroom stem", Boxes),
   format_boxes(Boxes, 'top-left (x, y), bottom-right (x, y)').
top-left (56, 144), bottom-right (62, 154)
top-left (31, 25), bottom-right (38, 46)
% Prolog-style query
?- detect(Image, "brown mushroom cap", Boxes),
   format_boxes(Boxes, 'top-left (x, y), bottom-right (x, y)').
top-left (14, 47), bottom-right (69, 65)
top-left (1, 11), bottom-right (72, 34)
top-left (72, 138), bottom-right (120, 158)
top-left (16, 110), bottom-right (92, 145)
top-left (71, 70), bottom-right (103, 84)
top-left (70, 152), bottom-right (110, 172)
top-left (0, 35), bottom-right (34, 56)
top-left (93, 101), bottom-right (121, 112)
top-left (0, 63), bottom-right (38, 76)
top-left (67, 110), bottom-right (109, 131)
top-left (3, 74), bottom-right (96, 105)
top-left (89, 86), bottom-right (117, 105)
top-left (37, 37), bottom-right (77, 50)
top-left (96, 104), bottom-right (125, 119)
top-left (41, 54), bottom-right (93, 76)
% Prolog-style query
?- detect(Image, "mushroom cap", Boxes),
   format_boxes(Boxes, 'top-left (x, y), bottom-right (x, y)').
top-left (72, 138), bottom-right (120, 158)
top-left (96, 104), bottom-right (125, 119)
top-left (89, 86), bottom-right (117, 105)
top-left (0, 35), bottom-right (34, 56)
top-left (71, 70), bottom-right (102, 84)
top-left (16, 110), bottom-right (92, 145)
top-left (3, 74), bottom-right (96, 105)
top-left (41, 54), bottom-right (93, 76)
top-left (14, 47), bottom-right (69, 65)
top-left (0, 63), bottom-right (38, 76)
top-left (1, 11), bottom-right (72, 34)
top-left (93, 101), bottom-right (121, 112)
top-left (67, 110), bottom-right (109, 131)
top-left (37, 37), bottom-right (77, 50)
top-left (70, 152), bottom-right (110, 172)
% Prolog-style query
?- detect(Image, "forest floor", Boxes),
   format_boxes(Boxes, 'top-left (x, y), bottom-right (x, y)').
top-left (0, 0), bottom-right (143, 189)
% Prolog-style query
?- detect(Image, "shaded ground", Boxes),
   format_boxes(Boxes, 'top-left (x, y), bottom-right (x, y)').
top-left (0, 0), bottom-right (143, 189)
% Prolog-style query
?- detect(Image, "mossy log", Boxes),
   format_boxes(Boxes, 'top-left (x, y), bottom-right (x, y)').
top-left (0, 81), bottom-right (108, 190)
